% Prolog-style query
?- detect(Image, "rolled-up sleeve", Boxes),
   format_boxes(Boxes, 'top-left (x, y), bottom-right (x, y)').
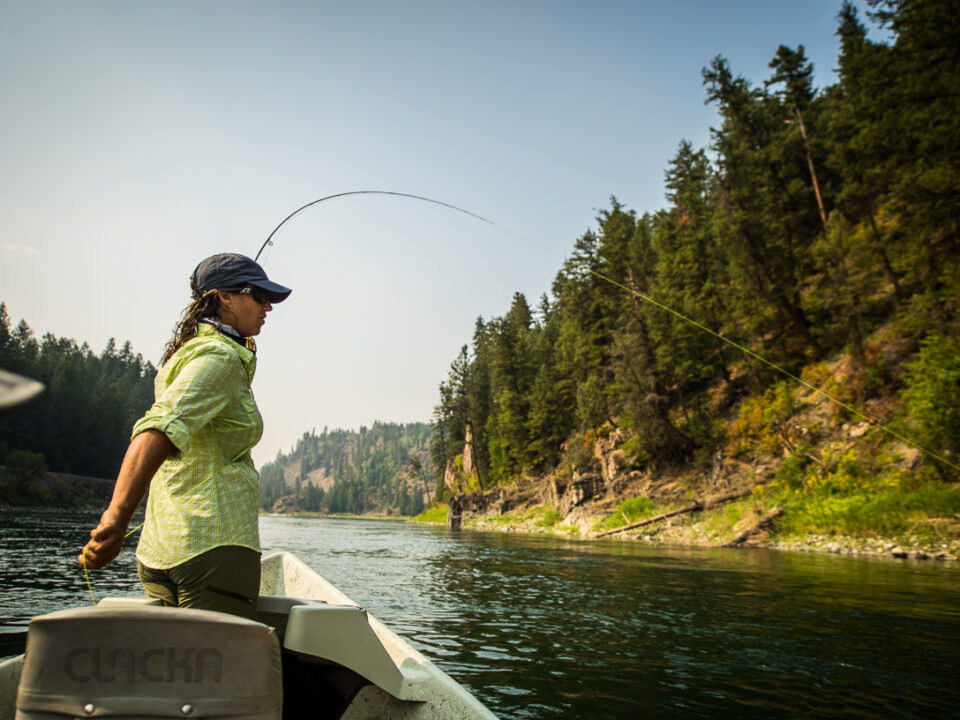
top-left (132, 344), bottom-right (239, 454)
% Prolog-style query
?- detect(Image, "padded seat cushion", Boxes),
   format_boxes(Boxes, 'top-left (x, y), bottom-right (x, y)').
top-left (16, 606), bottom-right (281, 720)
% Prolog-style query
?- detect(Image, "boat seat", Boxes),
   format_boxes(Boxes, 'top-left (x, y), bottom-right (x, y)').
top-left (283, 604), bottom-right (417, 701)
top-left (254, 595), bottom-right (323, 647)
top-left (15, 606), bottom-right (282, 720)
top-left (256, 595), bottom-right (321, 615)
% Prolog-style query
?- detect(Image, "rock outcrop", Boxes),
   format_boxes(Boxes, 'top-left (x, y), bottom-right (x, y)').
top-left (448, 427), bottom-right (642, 526)
top-left (556, 471), bottom-right (604, 516)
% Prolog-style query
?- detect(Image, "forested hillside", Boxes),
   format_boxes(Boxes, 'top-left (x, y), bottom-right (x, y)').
top-left (428, 0), bottom-right (960, 534)
top-left (259, 422), bottom-right (432, 516)
top-left (0, 304), bottom-right (156, 483)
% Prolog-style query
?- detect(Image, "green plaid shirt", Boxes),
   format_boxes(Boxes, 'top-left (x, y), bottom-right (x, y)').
top-left (133, 323), bottom-right (262, 569)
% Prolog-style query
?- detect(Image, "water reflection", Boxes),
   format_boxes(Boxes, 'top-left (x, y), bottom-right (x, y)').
top-left (262, 519), bottom-right (960, 719)
top-left (3, 512), bottom-right (959, 719)
top-left (0, 511), bottom-right (142, 627)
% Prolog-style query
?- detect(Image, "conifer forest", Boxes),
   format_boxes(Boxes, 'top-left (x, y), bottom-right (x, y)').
top-left (428, 0), bottom-right (960, 535)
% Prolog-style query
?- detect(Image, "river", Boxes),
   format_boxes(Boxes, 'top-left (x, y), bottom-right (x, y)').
top-left (2, 511), bottom-right (959, 718)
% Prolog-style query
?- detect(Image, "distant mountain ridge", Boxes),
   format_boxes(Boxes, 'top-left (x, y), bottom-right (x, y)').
top-left (259, 421), bottom-right (432, 516)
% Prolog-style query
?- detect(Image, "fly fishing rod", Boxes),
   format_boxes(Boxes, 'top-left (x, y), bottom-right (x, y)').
top-left (254, 190), bottom-right (548, 263)
top-left (255, 190), bottom-right (960, 474)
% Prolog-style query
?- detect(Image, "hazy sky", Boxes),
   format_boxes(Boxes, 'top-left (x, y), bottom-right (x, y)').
top-left (1, 1), bottom-right (877, 465)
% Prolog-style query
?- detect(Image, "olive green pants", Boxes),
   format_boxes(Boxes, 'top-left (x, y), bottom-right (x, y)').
top-left (137, 545), bottom-right (261, 620)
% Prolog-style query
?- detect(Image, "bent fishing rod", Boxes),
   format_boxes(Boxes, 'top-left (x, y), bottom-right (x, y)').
top-left (254, 190), bottom-right (543, 263)
top-left (254, 190), bottom-right (960, 474)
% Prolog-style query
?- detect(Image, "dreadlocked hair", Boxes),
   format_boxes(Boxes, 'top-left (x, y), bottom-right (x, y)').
top-left (161, 288), bottom-right (221, 366)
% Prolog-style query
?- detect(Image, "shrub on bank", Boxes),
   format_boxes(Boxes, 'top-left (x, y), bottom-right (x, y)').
top-left (594, 495), bottom-right (657, 533)
top-left (412, 504), bottom-right (448, 525)
top-left (765, 444), bottom-right (960, 541)
top-left (900, 332), bottom-right (960, 480)
top-left (535, 508), bottom-right (561, 528)
top-left (774, 481), bottom-right (960, 540)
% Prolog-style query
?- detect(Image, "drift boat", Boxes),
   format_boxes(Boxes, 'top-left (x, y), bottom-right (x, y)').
top-left (0, 552), bottom-right (497, 720)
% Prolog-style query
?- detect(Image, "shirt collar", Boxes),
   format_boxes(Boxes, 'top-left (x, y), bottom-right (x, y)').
top-left (201, 317), bottom-right (244, 342)
top-left (196, 322), bottom-right (257, 383)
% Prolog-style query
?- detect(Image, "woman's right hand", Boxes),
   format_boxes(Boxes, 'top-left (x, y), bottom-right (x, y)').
top-left (77, 429), bottom-right (173, 571)
top-left (78, 508), bottom-right (127, 570)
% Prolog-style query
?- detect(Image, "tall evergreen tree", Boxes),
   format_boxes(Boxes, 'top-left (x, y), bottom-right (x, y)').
top-left (704, 55), bottom-right (818, 354)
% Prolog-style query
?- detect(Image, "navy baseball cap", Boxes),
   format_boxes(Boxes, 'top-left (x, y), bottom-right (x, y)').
top-left (191, 253), bottom-right (292, 303)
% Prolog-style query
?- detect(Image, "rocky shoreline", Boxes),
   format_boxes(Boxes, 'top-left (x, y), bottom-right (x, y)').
top-left (0, 469), bottom-right (113, 512)
top-left (450, 512), bottom-right (960, 562)
top-left (767, 534), bottom-right (958, 562)
top-left (437, 461), bottom-right (960, 564)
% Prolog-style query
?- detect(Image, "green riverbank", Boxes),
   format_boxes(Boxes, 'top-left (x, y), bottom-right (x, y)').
top-left (412, 491), bottom-right (960, 563)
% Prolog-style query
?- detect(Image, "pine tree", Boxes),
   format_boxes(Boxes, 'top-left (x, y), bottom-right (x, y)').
top-left (704, 56), bottom-right (818, 353)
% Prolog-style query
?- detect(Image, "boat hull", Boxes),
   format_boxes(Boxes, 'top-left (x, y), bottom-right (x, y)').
top-left (0, 552), bottom-right (497, 720)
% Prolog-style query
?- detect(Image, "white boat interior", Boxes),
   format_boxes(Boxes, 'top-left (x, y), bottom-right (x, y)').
top-left (0, 552), bottom-right (497, 720)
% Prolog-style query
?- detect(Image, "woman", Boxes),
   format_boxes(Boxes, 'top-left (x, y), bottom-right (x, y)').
top-left (78, 253), bottom-right (291, 619)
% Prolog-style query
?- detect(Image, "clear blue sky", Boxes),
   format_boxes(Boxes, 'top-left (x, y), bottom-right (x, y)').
top-left (0, 1), bottom-right (879, 464)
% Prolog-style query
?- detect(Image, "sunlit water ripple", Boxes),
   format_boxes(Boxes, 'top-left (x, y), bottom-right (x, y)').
top-left (2, 512), bottom-right (959, 718)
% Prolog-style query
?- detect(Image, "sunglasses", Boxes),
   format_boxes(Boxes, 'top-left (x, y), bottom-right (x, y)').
top-left (226, 287), bottom-right (271, 305)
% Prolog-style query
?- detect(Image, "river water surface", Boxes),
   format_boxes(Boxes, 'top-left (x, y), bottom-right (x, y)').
top-left (2, 511), bottom-right (959, 719)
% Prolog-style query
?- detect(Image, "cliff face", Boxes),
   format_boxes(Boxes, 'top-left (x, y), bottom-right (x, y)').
top-left (446, 417), bottom-right (750, 531)
top-left (443, 422), bottom-right (482, 496)
top-left (447, 428), bottom-right (650, 530)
